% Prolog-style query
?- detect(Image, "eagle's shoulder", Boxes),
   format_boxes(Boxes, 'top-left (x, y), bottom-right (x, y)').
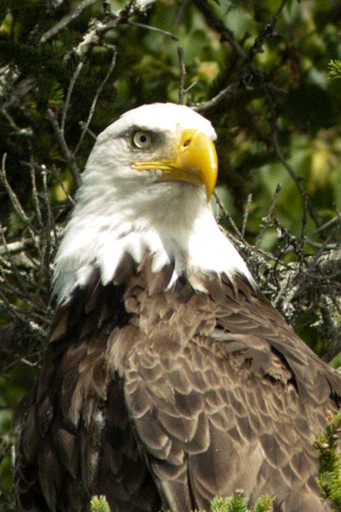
top-left (49, 254), bottom-right (341, 412)
top-left (16, 255), bottom-right (340, 512)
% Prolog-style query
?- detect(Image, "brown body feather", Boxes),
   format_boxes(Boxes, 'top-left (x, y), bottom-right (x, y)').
top-left (15, 255), bottom-right (341, 512)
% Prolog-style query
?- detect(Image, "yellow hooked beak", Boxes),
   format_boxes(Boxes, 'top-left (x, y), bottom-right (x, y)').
top-left (132, 129), bottom-right (218, 201)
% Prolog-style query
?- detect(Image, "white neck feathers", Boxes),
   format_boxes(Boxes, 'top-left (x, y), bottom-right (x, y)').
top-left (53, 183), bottom-right (252, 303)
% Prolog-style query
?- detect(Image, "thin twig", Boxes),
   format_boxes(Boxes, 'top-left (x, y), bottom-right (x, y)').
top-left (305, 240), bottom-right (339, 250)
top-left (195, 0), bottom-right (288, 114)
top-left (78, 122), bottom-right (97, 142)
top-left (0, 154), bottom-right (39, 252)
top-left (214, 191), bottom-right (242, 238)
top-left (174, 0), bottom-right (191, 27)
top-left (244, 0), bottom-right (288, 66)
top-left (0, 277), bottom-right (43, 313)
top-left (0, 155), bottom-right (27, 225)
top-left (28, 159), bottom-right (43, 229)
top-left (63, 1), bottom-right (139, 63)
top-left (47, 109), bottom-right (81, 187)
top-left (39, 0), bottom-right (98, 44)
top-left (265, 90), bottom-right (320, 227)
top-left (102, 0), bottom-right (111, 18)
top-left (255, 183), bottom-right (282, 247)
top-left (40, 165), bottom-right (55, 290)
top-left (183, 81), bottom-right (198, 96)
top-left (127, 21), bottom-right (178, 40)
top-left (196, 84), bottom-right (235, 114)
top-left (177, 47), bottom-right (186, 105)
top-left (297, 193), bottom-right (308, 266)
top-left (272, 132), bottom-right (320, 227)
top-left (0, 240), bottom-right (28, 256)
top-left (75, 48), bottom-right (117, 155)
top-left (242, 193), bottom-right (252, 237)
top-left (308, 216), bottom-right (340, 237)
top-left (61, 61), bottom-right (84, 134)
top-left (0, 289), bottom-right (28, 324)
top-left (50, 164), bottom-right (76, 206)
top-left (0, 224), bottom-right (29, 297)
top-left (193, 0), bottom-right (246, 60)
top-left (40, 167), bottom-right (59, 250)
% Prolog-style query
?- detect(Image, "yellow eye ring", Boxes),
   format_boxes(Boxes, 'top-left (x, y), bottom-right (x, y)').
top-left (132, 130), bottom-right (153, 149)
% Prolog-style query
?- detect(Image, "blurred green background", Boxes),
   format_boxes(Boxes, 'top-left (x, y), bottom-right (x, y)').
top-left (0, 0), bottom-right (340, 508)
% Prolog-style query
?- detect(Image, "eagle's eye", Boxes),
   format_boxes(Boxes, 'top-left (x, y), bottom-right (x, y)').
top-left (132, 130), bottom-right (153, 149)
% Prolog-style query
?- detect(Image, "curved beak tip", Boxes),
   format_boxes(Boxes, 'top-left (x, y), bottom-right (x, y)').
top-left (179, 129), bottom-right (218, 201)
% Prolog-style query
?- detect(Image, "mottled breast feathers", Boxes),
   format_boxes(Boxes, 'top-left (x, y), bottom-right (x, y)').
top-left (15, 254), bottom-right (340, 512)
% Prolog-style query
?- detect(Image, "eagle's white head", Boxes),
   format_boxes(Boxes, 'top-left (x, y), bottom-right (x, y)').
top-left (54, 103), bottom-right (252, 302)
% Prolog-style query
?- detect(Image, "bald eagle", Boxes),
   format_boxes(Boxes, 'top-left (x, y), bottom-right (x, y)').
top-left (15, 103), bottom-right (340, 512)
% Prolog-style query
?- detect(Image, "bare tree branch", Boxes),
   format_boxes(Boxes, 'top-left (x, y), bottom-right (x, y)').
top-left (39, 0), bottom-right (98, 45)
top-left (75, 48), bottom-right (118, 155)
top-left (47, 108), bottom-right (81, 187)
top-left (177, 46), bottom-right (186, 105)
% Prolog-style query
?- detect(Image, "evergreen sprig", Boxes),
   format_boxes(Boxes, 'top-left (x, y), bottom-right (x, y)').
top-left (252, 494), bottom-right (273, 512)
top-left (313, 410), bottom-right (341, 510)
top-left (209, 492), bottom-right (273, 512)
top-left (210, 493), bottom-right (248, 512)
top-left (328, 60), bottom-right (341, 80)
top-left (90, 495), bottom-right (111, 512)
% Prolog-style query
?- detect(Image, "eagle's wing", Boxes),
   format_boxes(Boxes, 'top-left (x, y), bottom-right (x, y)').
top-left (14, 266), bottom-right (161, 512)
top-left (15, 262), bottom-right (340, 512)
top-left (119, 269), bottom-right (340, 512)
